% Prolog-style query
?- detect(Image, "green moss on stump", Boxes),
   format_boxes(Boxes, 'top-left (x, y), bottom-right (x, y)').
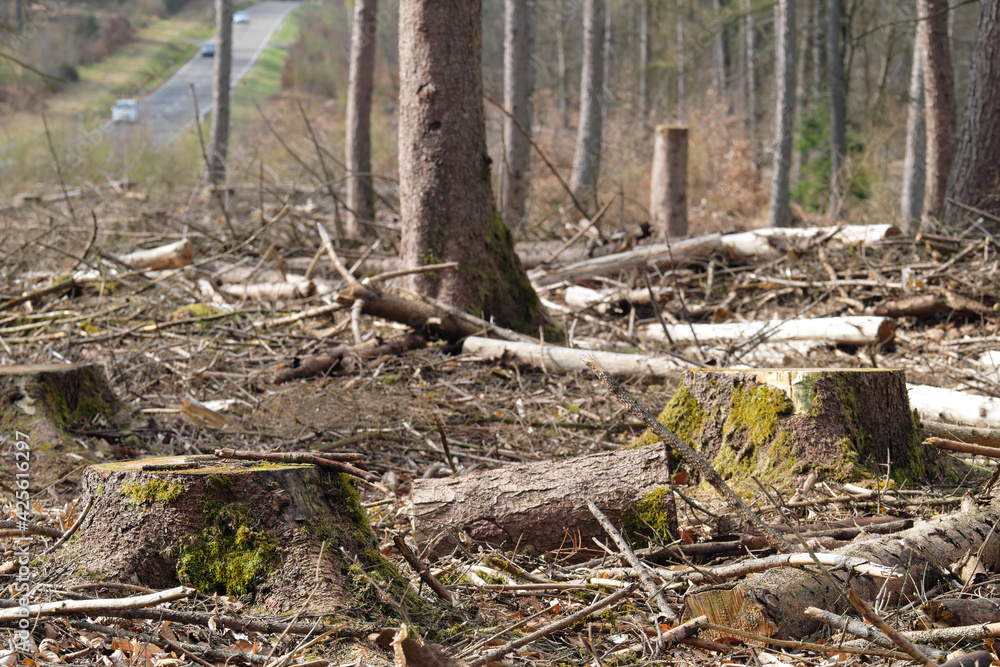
top-left (630, 385), bottom-right (706, 449)
top-left (622, 487), bottom-right (674, 543)
top-left (122, 479), bottom-right (186, 504)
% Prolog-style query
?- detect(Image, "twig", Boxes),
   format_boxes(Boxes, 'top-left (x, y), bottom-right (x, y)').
top-left (806, 606), bottom-right (946, 661)
top-left (846, 589), bottom-right (936, 666)
top-left (40, 111), bottom-right (79, 225)
top-left (466, 582), bottom-right (639, 667)
top-left (317, 221), bottom-right (361, 286)
top-left (190, 83), bottom-right (236, 239)
top-left (213, 448), bottom-right (378, 483)
top-left (545, 197), bottom-right (615, 264)
top-left (40, 497), bottom-right (93, 557)
top-left (393, 535), bottom-right (455, 605)
top-left (584, 359), bottom-right (793, 553)
top-left (0, 586), bottom-right (194, 622)
top-left (295, 96), bottom-right (345, 241)
top-left (365, 262), bottom-right (458, 286)
top-left (69, 619), bottom-right (268, 665)
top-left (69, 211), bottom-right (99, 272)
top-left (586, 500), bottom-right (678, 624)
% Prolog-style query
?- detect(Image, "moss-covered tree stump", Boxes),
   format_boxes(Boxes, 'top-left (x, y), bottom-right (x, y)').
top-left (636, 368), bottom-right (938, 487)
top-left (0, 364), bottom-right (129, 492)
top-left (59, 456), bottom-right (419, 620)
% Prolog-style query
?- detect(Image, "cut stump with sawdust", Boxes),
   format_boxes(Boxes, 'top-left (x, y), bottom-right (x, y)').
top-left (0, 364), bottom-right (132, 492)
top-left (56, 456), bottom-right (424, 621)
top-left (636, 368), bottom-right (952, 489)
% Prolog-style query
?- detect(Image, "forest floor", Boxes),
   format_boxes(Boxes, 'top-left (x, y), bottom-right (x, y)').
top-left (2, 180), bottom-right (1000, 666)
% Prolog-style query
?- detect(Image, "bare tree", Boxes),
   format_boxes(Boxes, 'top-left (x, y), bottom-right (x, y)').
top-left (639, 0), bottom-right (649, 123)
top-left (946, 0), bottom-right (1000, 227)
top-left (743, 0), bottom-right (755, 134)
top-left (827, 0), bottom-right (846, 214)
top-left (677, 1), bottom-right (685, 122)
top-left (570, 0), bottom-right (605, 206)
top-left (901, 35), bottom-right (926, 233)
top-left (712, 0), bottom-right (726, 98)
top-left (398, 0), bottom-right (548, 332)
top-left (917, 0), bottom-right (956, 220)
top-left (500, 0), bottom-right (533, 229)
top-left (345, 0), bottom-right (378, 238)
top-left (556, 0), bottom-right (572, 130)
top-left (768, 0), bottom-right (796, 228)
top-left (208, 0), bottom-right (233, 183)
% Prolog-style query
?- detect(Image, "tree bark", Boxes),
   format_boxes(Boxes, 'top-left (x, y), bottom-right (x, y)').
top-left (641, 315), bottom-right (896, 347)
top-left (743, 0), bottom-right (756, 134)
top-left (397, 0), bottom-right (547, 334)
top-left (945, 0), bottom-right (1000, 228)
top-left (570, 0), bottom-right (605, 206)
top-left (827, 0), bottom-right (847, 215)
top-left (677, 2), bottom-right (686, 122)
top-left (902, 34), bottom-right (927, 233)
top-left (557, 0), bottom-right (570, 130)
top-left (917, 0), bottom-right (956, 221)
top-left (684, 498), bottom-right (1000, 640)
top-left (208, 0), bottom-right (233, 184)
top-left (345, 0), bottom-right (377, 237)
top-left (500, 0), bottom-right (533, 230)
top-left (768, 0), bottom-right (797, 228)
top-left (639, 0), bottom-right (649, 123)
top-left (712, 0), bottom-right (727, 99)
top-left (649, 125), bottom-right (688, 239)
top-left (411, 444), bottom-right (675, 557)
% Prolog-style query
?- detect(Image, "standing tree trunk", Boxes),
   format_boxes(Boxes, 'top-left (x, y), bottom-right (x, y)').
top-left (812, 0), bottom-right (825, 96)
top-left (16, 0), bottom-right (24, 34)
top-left (398, 0), bottom-right (548, 334)
top-left (902, 35), bottom-right (926, 234)
top-left (743, 0), bottom-right (755, 135)
top-left (345, 0), bottom-right (378, 238)
top-left (827, 0), bottom-right (847, 216)
top-left (769, 0), bottom-right (797, 228)
top-left (602, 1), bottom-right (612, 134)
top-left (712, 0), bottom-right (727, 100)
top-left (639, 0), bottom-right (649, 124)
top-left (650, 125), bottom-right (688, 238)
top-left (557, 1), bottom-right (570, 130)
top-left (570, 0), bottom-right (605, 207)
top-left (917, 0), bottom-right (956, 221)
top-left (500, 0), bottom-right (533, 230)
top-left (677, 1), bottom-right (685, 122)
top-left (208, 0), bottom-right (233, 184)
top-left (945, 0), bottom-right (1000, 228)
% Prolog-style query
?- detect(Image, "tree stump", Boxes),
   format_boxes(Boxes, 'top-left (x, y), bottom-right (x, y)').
top-left (635, 368), bottom-right (946, 488)
top-left (58, 456), bottom-right (420, 619)
top-left (649, 124), bottom-right (688, 238)
top-left (0, 364), bottom-right (130, 492)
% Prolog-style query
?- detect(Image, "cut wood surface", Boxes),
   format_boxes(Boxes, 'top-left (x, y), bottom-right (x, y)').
top-left (907, 384), bottom-right (1000, 429)
top-left (462, 336), bottom-right (687, 377)
top-left (684, 497), bottom-right (1000, 639)
top-left (642, 315), bottom-right (896, 346)
top-left (410, 443), bottom-right (673, 558)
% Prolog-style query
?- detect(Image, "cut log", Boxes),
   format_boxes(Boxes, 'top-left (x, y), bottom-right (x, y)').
top-left (527, 233), bottom-right (727, 287)
top-left (58, 456), bottom-right (423, 619)
top-left (907, 384), bottom-right (1000, 430)
top-left (873, 290), bottom-right (992, 318)
top-left (462, 336), bottom-right (687, 377)
top-left (117, 239), bottom-right (194, 271)
top-left (683, 497), bottom-right (1000, 639)
top-left (720, 224), bottom-right (900, 262)
top-left (642, 316), bottom-right (896, 347)
top-left (0, 364), bottom-right (131, 491)
top-left (275, 333), bottom-right (428, 384)
top-left (410, 444), bottom-right (674, 558)
top-left (217, 280), bottom-right (317, 302)
top-left (922, 420), bottom-right (1000, 448)
top-left (640, 368), bottom-right (937, 489)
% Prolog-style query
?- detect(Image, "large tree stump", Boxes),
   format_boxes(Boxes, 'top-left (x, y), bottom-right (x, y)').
top-left (411, 444), bottom-right (674, 558)
top-left (0, 364), bottom-right (130, 492)
top-left (636, 368), bottom-right (943, 488)
top-left (58, 456), bottom-right (420, 620)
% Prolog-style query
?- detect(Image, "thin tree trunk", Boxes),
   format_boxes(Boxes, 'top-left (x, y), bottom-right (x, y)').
top-left (500, 0), bottom-right (533, 230)
top-left (743, 0), bottom-right (755, 135)
top-left (677, 2), bottom-right (685, 122)
top-left (16, 0), bottom-right (24, 34)
top-left (945, 0), bottom-right (1000, 227)
top-left (208, 0), bottom-right (233, 184)
top-left (827, 0), bottom-right (847, 216)
top-left (639, 0), bottom-right (649, 123)
top-left (345, 0), bottom-right (377, 237)
top-left (901, 35), bottom-right (926, 233)
top-left (398, 0), bottom-right (547, 333)
top-left (712, 0), bottom-right (726, 98)
top-left (602, 2), bottom-right (612, 133)
top-left (917, 0), bottom-right (956, 221)
top-left (557, 2), bottom-right (570, 130)
top-left (812, 0), bottom-right (824, 96)
top-left (570, 0), bottom-right (605, 207)
top-left (769, 0), bottom-right (797, 228)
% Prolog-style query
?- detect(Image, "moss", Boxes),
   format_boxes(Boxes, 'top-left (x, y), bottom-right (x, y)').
top-left (171, 303), bottom-right (224, 321)
top-left (38, 367), bottom-right (117, 429)
top-left (121, 478), bottom-right (186, 504)
top-left (177, 501), bottom-right (278, 597)
top-left (379, 374), bottom-right (399, 386)
top-left (622, 486), bottom-right (674, 543)
top-left (712, 382), bottom-right (794, 481)
top-left (630, 384), bottom-right (705, 449)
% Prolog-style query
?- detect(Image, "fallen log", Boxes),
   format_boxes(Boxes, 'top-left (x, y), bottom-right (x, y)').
top-left (410, 444), bottom-right (674, 558)
top-left (117, 239), bottom-right (194, 271)
top-left (527, 233), bottom-right (726, 287)
top-left (873, 290), bottom-right (993, 318)
top-left (275, 333), bottom-right (427, 384)
top-left (462, 336), bottom-right (687, 377)
top-left (922, 420), bottom-right (1000, 448)
top-left (642, 315), bottom-right (896, 346)
top-left (682, 496), bottom-right (1000, 639)
top-left (719, 224), bottom-right (900, 262)
top-left (217, 280), bottom-right (317, 302)
top-left (907, 384), bottom-right (1000, 430)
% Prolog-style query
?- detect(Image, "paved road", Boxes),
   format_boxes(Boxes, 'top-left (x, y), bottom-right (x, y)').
top-left (117, 1), bottom-right (299, 148)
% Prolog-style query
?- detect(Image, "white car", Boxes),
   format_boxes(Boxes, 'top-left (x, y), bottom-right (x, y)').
top-left (233, 11), bottom-right (250, 24)
top-left (111, 99), bottom-right (139, 123)
top-left (201, 41), bottom-right (216, 57)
